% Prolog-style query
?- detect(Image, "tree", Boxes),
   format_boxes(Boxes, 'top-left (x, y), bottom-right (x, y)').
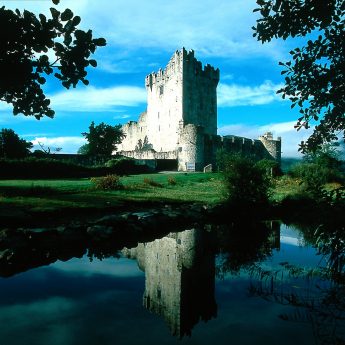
top-left (253, 0), bottom-right (344, 152)
top-left (77, 143), bottom-right (90, 155)
top-left (0, 0), bottom-right (106, 119)
top-left (0, 128), bottom-right (33, 158)
top-left (222, 154), bottom-right (271, 207)
top-left (81, 121), bottom-right (126, 156)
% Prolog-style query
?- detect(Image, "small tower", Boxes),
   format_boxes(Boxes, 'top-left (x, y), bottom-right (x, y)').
top-left (259, 132), bottom-right (282, 163)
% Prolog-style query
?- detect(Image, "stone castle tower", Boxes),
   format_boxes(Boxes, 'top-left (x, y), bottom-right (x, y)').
top-left (118, 48), bottom-right (281, 170)
top-left (122, 228), bottom-right (217, 338)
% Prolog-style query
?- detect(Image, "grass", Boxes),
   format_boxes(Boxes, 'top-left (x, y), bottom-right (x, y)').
top-left (1, 172), bottom-right (342, 227)
top-left (0, 173), bottom-right (225, 224)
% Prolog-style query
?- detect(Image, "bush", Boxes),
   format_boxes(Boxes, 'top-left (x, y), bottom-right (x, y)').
top-left (91, 174), bottom-right (123, 190)
top-left (0, 157), bottom-right (95, 179)
top-left (289, 162), bottom-right (344, 199)
top-left (255, 159), bottom-right (282, 177)
top-left (105, 157), bottom-right (149, 175)
top-left (167, 176), bottom-right (177, 185)
top-left (222, 154), bottom-right (271, 207)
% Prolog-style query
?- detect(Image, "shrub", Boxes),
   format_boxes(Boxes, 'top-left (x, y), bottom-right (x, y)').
top-left (105, 157), bottom-right (149, 175)
top-left (167, 176), bottom-right (177, 185)
top-left (255, 159), bottom-right (282, 177)
top-left (222, 154), bottom-right (271, 207)
top-left (0, 157), bottom-right (114, 179)
top-left (143, 177), bottom-right (163, 188)
top-left (289, 162), bottom-right (344, 199)
top-left (91, 174), bottom-right (123, 190)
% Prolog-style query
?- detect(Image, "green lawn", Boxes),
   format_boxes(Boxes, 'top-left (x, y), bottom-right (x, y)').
top-left (0, 173), bottom-right (226, 217)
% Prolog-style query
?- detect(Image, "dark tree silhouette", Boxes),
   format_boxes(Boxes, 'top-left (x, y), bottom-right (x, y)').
top-left (0, 128), bottom-right (33, 158)
top-left (253, 0), bottom-right (344, 152)
top-left (81, 121), bottom-right (125, 156)
top-left (0, 0), bottom-right (106, 119)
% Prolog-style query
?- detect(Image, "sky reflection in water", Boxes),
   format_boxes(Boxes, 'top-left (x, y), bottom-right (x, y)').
top-left (0, 224), bottom-right (333, 345)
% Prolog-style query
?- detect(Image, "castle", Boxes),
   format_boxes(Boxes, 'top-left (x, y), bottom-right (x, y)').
top-left (122, 223), bottom-right (281, 338)
top-left (118, 48), bottom-right (281, 171)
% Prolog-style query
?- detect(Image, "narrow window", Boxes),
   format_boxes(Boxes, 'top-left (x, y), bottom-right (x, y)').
top-left (159, 85), bottom-right (164, 95)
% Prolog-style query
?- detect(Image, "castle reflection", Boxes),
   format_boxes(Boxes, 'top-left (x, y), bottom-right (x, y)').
top-left (123, 222), bottom-right (281, 338)
top-left (123, 228), bottom-right (217, 338)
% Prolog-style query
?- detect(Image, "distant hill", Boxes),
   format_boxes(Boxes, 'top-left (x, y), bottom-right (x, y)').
top-left (281, 157), bottom-right (302, 173)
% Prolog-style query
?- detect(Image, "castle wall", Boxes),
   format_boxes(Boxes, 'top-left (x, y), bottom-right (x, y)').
top-left (182, 50), bottom-right (219, 135)
top-left (177, 124), bottom-right (205, 171)
top-left (145, 51), bottom-right (184, 152)
top-left (259, 133), bottom-right (282, 163)
top-left (116, 48), bottom-right (281, 171)
top-left (118, 112), bottom-right (148, 151)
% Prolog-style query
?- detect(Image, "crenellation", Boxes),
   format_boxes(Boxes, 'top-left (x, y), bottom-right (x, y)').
top-left (117, 48), bottom-right (281, 171)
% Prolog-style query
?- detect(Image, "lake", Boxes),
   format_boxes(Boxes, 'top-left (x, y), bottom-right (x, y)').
top-left (0, 222), bottom-right (344, 345)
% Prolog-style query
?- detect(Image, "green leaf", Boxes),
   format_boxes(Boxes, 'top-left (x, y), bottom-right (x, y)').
top-left (89, 59), bottom-right (97, 67)
top-left (39, 13), bottom-right (47, 23)
top-left (93, 38), bottom-right (106, 46)
top-left (61, 8), bottom-right (73, 21)
top-left (52, 0), bottom-right (60, 4)
top-left (72, 16), bottom-right (81, 26)
top-left (64, 33), bottom-right (72, 46)
top-left (50, 7), bottom-right (60, 19)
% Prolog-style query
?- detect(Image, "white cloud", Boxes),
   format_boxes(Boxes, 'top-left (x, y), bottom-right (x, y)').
top-left (218, 121), bottom-right (314, 157)
top-left (6, 0), bottom-right (286, 61)
top-left (31, 136), bottom-right (86, 153)
top-left (49, 86), bottom-right (147, 112)
top-left (218, 81), bottom-right (284, 107)
top-left (113, 114), bottom-right (131, 120)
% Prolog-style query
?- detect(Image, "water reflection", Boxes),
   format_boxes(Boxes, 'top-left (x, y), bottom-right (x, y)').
top-left (123, 229), bottom-right (217, 338)
top-left (0, 220), bottom-right (344, 344)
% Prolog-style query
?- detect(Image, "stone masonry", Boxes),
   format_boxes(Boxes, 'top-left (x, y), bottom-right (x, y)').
top-left (117, 48), bottom-right (281, 171)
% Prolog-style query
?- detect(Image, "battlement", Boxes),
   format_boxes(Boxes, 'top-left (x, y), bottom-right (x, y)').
top-left (145, 48), bottom-right (219, 89)
top-left (183, 48), bottom-right (219, 82)
top-left (118, 49), bottom-right (281, 171)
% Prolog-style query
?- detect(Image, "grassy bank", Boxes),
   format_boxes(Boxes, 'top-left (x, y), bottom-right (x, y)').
top-left (0, 172), bottom-right (342, 227)
top-left (0, 173), bottom-right (224, 225)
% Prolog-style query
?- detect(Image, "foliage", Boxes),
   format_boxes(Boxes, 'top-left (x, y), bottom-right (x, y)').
top-left (222, 154), bottom-right (271, 207)
top-left (0, 0), bottom-right (106, 119)
top-left (77, 144), bottom-right (90, 155)
top-left (167, 176), bottom-right (177, 185)
top-left (0, 157), bottom-right (107, 179)
top-left (135, 136), bottom-right (153, 151)
top-left (289, 144), bottom-right (344, 199)
top-left (105, 157), bottom-right (136, 175)
top-left (216, 222), bottom-right (274, 277)
top-left (255, 158), bottom-right (282, 177)
top-left (0, 128), bottom-right (33, 158)
top-left (253, 0), bottom-right (345, 152)
top-left (90, 174), bottom-right (123, 191)
top-left (82, 121), bottom-right (126, 157)
top-left (304, 143), bottom-right (344, 172)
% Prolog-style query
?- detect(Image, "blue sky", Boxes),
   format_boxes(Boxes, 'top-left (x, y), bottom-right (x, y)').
top-left (1, 0), bottom-right (314, 157)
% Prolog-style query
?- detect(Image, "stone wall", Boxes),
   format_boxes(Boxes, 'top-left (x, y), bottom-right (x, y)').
top-left (117, 48), bottom-right (281, 171)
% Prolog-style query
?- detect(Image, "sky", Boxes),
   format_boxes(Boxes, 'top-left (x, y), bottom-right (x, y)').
top-left (1, 0), bottom-right (315, 157)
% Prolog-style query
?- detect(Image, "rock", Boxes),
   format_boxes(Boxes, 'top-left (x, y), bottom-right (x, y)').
top-left (87, 225), bottom-right (114, 239)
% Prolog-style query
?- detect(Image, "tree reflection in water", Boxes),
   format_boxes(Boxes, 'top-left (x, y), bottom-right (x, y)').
top-left (247, 220), bottom-right (345, 345)
top-left (0, 218), bottom-right (344, 343)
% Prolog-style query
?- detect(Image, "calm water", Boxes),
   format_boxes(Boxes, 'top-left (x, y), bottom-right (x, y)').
top-left (0, 223), bottom-right (343, 345)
